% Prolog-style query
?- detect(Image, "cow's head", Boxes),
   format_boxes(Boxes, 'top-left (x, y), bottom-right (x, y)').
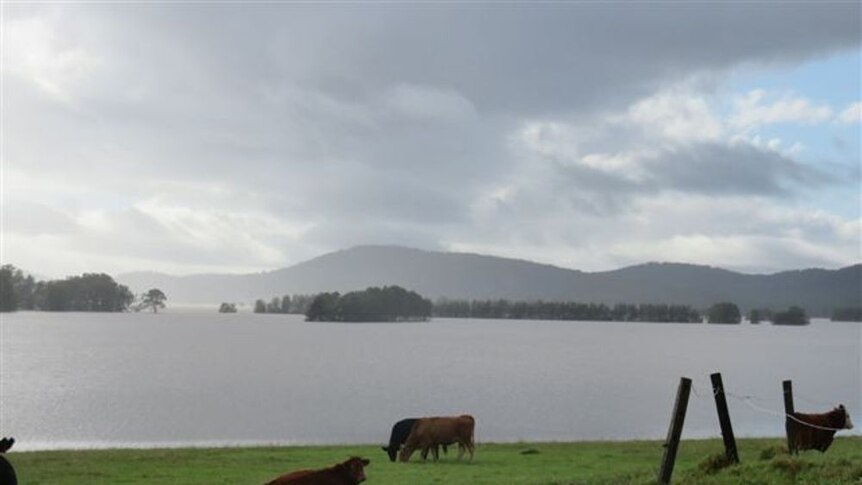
top-left (342, 456), bottom-right (370, 483)
top-left (397, 445), bottom-right (413, 462)
top-left (381, 445), bottom-right (398, 462)
top-left (839, 404), bottom-right (853, 430)
top-left (0, 438), bottom-right (13, 454)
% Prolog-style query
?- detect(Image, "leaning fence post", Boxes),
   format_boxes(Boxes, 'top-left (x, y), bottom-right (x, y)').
top-left (658, 377), bottom-right (692, 485)
top-left (710, 372), bottom-right (739, 464)
top-left (783, 380), bottom-right (795, 454)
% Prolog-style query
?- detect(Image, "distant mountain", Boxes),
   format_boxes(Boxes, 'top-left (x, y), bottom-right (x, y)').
top-left (117, 245), bottom-right (861, 316)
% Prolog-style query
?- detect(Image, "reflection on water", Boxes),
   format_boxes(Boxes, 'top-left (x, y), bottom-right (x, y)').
top-left (1, 311), bottom-right (859, 450)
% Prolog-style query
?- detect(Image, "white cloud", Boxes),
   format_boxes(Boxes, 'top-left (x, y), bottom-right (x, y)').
top-left (730, 89), bottom-right (833, 128)
top-left (626, 89), bottom-right (723, 143)
top-left (3, 15), bottom-right (101, 101)
top-left (3, 4), bottom-right (859, 276)
top-left (838, 101), bottom-right (862, 123)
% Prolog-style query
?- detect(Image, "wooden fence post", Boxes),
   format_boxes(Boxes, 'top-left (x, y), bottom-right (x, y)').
top-left (710, 372), bottom-right (739, 464)
top-left (658, 377), bottom-right (692, 485)
top-left (783, 380), bottom-right (795, 454)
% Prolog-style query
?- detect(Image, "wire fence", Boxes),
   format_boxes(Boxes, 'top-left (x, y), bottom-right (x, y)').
top-left (688, 383), bottom-right (850, 433)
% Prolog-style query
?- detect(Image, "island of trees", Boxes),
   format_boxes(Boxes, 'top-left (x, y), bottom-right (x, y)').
top-left (0, 264), bottom-right (165, 313)
top-left (706, 302), bottom-right (742, 324)
top-left (831, 306), bottom-right (862, 322)
top-left (219, 302), bottom-right (238, 313)
top-left (251, 294), bottom-right (316, 314)
top-left (433, 299), bottom-right (702, 322)
top-left (305, 286), bottom-right (432, 322)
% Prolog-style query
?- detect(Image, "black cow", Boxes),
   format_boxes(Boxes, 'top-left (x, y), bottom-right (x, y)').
top-left (381, 418), bottom-right (447, 462)
top-left (0, 437), bottom-right (16, 485)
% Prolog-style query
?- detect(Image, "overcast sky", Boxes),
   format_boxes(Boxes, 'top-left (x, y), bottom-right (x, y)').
top-left (2, 2), bottom-right (860, 277)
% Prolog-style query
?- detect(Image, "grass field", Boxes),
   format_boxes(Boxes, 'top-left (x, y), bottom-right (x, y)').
top-left (6, 437), bottom-right (861, 484)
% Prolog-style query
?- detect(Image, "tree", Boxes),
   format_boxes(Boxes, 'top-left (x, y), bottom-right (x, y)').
top-left (218, 302), bottom-right (238, 313)
top-left (254, 299), bottom-right (267, 313)
top-left (139, 288), bottom-right (167, 313)
top-left (305, 292), bottom-right (341, 321)
top-left (0, 266), bottom-right (17, 312)
top-left (773, 306), bottom-right (809, 326)
top-left (707, 302), bottom-right (741, 324)
top-left (32, 273), bottom-right (133, 312)
top-left (306, 287), bottom-right (431, 322)
top-left (748, 309), bottom-right (762, 324)
top-left (266, 297), bottom-right (281, 313)
top-left (832, 307), bottom-right (862, 322)
top-left (281, 295), bottom-right (291, 314)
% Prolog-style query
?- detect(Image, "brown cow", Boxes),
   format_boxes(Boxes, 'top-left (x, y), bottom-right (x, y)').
top-left (787, 404), bottom-right (853, 454)
top-left (263, 456), bottom-right (370, 485)
top-left (399, 415), bottom-right (475, 462)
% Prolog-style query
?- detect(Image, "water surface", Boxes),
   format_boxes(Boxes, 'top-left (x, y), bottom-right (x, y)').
top-left (1, 311), bottom-right (858, 450)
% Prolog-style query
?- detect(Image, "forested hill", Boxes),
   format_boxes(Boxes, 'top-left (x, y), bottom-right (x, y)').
top-left (117, 245), bottom-right (861, 315)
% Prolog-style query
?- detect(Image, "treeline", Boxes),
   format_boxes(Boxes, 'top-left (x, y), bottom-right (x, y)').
top-left (1, 265), bottom-right (134, 312)
top-left (306, 286), bottom-right (432, 322)
top-left (433, 299), bottom-right (817, 325)
top-left (831, 307), bottom-right (862, 322)
top-left (251, 294), bottom-right (317, 314)
top-left (747, 306), bottom-right (809, 325)
top-left (433, 299), bottom-right (702, 323)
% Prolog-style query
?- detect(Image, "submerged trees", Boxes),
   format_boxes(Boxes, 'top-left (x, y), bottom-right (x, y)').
top-left (707, 302), bottom-right (742, 324)
top-left (772, 306), bottom-right (809, 326)
top-left (305, 286), bottom-right (432, 322)
top-left (136, 288), bottom-right (167, 313)
top-left (219, 302), bottom-right (238, 313)
top-left (432, 299), bottom-right (701, 323)
top-left (27, 273), bottom-right (134, 312)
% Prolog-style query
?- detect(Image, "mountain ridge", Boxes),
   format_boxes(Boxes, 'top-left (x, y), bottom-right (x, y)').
top-left (116, 245), bottom-right (861, 315)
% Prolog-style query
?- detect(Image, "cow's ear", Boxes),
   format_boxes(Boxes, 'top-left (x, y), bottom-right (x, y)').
top-left (381, 446), bottom-right (388, 452)
top-left (362, 458), bottom-right (370, 465)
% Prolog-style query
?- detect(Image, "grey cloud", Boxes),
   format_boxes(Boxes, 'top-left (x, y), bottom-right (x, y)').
top-left (2, 200), bottom-right (77, 236)
top-left (4, 3), bottom-right (860, 275)
top-left (14, 3), bottom-right (858, 114)
top-left (650, 143), bottom-right (832, 196)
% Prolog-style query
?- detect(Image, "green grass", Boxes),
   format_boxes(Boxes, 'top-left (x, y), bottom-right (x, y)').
top-left (6, 437), bottom-right (861, 484)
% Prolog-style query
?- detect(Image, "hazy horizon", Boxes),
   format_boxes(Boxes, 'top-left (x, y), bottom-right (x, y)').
top-left (12, 243), bottom-right (862, 281)
top-left (3, 3), bottom-right (860, 278)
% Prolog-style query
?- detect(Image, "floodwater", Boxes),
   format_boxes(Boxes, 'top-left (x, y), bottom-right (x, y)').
top-left (0, 311), bottom-right (858, 450)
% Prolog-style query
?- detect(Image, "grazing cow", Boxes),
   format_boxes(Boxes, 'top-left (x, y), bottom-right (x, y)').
top-left (0, 437), bottom-right (16, 485)
top-left (399, 415), bottom-right (475, 462)
top-left (381, 418), bottom-right (448, 462)
top-left (263, 457), bottom-right (370, 485)
top-left (787, 404), bottom-right (854, 454)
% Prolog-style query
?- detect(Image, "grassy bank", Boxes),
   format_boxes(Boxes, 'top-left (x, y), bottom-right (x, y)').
top-left (7, 437), bottom-right (861, 484)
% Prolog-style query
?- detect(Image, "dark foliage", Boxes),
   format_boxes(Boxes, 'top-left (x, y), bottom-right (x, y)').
top-left (252, 294), bottom-right (315, 314)
top-left (432, 298), bottom-right (701, 323)
top-left (305, 286), bottom-right (432, 322)
top-left (218, 302), bottom-right (238, 313)
top-left (707, 302), bottom-right (742, 324)
top-left (1, 265), bottom-right (134, 312)
top-left (136, 288), bottom-right (167, 313)
top-left (748, 308), bottom-right (773, 324)
top-left (35, 273), bottom-right (134, 312)
top-left (831, 306), bottom-right (862, 322)
top-left (772, 306), bottom-right (809, 325)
